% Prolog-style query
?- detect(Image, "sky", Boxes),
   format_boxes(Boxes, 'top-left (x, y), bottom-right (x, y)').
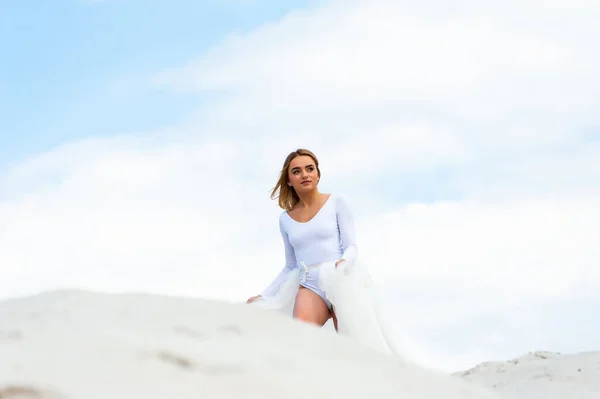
top-left (1, 0), bottom-right (599, 372)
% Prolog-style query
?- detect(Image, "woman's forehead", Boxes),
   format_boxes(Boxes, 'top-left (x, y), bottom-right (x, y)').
top-left (289, 156), bottom-right (315, 168)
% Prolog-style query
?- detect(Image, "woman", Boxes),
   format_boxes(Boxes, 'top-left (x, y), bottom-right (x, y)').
top-left (247, 149), bottom-right (403, 357)
top-left (246, 148), bottom-right (352, 329)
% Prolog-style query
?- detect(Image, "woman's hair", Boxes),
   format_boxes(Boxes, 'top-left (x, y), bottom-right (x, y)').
top-left (271, 148), bottom-right (321, 211)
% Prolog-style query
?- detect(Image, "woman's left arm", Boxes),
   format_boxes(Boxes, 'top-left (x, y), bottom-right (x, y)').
top-left (335, 194), bottom-right (357, 266)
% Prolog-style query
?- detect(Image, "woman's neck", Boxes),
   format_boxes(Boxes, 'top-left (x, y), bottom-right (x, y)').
top-left (297, 190), bottom-right (321, 208)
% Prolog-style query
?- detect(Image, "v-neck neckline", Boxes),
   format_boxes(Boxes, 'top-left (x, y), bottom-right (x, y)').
top-left (285, 194), bottom-right (333, 224)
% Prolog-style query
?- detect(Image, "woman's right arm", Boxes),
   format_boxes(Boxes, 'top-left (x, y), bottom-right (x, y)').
top-left (259, 216), bottom-right (297, 298)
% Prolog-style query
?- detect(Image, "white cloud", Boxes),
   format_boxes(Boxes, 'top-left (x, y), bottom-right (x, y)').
top-left (367, 197), bottom-right (600, 299)
top-left (156, 0), bottom-right (599, 129)
top-left (2, 0), bottom-right (599, 372)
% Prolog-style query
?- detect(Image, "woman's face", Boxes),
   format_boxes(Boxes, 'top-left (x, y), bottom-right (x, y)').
top-left (288, 155), bottom-right (319, 193)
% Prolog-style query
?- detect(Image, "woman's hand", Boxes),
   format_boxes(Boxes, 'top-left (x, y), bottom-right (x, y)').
top-left (246, 295), bottom-right (262, 304)
top-left (335, 259), bottom-right (346, 267)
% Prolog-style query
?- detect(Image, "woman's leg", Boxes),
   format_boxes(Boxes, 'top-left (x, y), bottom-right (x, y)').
top-left (330, 309), bottom-right (338, 331)
top-left (293, 286), bottom-right (331, 326)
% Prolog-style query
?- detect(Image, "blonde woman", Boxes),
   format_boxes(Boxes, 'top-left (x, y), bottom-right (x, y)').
top-left (247, 149), bottom-right (402, 358)
top-left (247, 148), bottom-right (353, 329)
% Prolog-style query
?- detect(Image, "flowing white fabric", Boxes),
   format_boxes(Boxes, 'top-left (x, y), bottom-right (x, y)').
top-left (249, 258), bottom-right (406, 361)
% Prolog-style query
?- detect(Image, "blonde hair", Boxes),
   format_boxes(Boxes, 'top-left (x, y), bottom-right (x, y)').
top-left (271, 148), bottom-right (321, 211)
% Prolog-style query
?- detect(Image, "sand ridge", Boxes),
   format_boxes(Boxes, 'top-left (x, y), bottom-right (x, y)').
top-left (0, 290), bottom-right (597, 398)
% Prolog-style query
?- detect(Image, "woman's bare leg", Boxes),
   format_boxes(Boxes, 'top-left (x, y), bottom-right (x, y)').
top-left (331, 309), bottom-right (338, 332)
top-left (293, 286), bottom-right (331, 326)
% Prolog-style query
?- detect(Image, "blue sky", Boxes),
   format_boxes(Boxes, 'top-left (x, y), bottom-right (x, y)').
top-left (1, 0), bottom-right (599, 372)
top-left (0, 0), bottom-right (315, 165)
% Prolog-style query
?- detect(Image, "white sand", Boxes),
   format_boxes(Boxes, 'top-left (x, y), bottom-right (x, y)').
top-left (0, 290), bottom-right (597, 399)
top-left (455, 350), bottom-right (600, 398)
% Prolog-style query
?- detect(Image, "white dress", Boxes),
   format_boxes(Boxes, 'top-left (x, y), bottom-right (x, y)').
top-left (250, 194), bottom-right (405, 358)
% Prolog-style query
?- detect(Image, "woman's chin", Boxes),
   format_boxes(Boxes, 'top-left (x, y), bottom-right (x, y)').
top-left (296, 184), bottom-right (315, 192)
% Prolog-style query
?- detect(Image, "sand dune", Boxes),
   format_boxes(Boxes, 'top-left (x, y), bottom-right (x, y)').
top-left (0, 290), bottom-right (597, 398)
top-left (455, 350), bottom-right (600, 398)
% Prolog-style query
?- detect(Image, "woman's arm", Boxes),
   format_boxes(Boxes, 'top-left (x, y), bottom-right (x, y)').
top-left (260, 216), bottom-right (297, 297)
top-left (336, 194), bottom-right (357, 266)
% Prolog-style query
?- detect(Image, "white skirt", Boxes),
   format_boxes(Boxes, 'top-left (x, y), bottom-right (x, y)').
top-left (248, 259), bottom-right (407, 360)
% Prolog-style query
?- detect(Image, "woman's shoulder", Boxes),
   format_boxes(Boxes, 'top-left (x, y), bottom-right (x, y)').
top-left (279, 209), bottom-right (290, 222)
top-left (329, 193), bottom-right (355, 217)
top-left (330, 192), bottom-right (351, 206)
top-left (278, 208), bottom-right (295, 226)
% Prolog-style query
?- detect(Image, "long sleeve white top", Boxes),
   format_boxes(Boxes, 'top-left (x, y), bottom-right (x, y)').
top-left (261, 194), bottom-right (357, 297)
